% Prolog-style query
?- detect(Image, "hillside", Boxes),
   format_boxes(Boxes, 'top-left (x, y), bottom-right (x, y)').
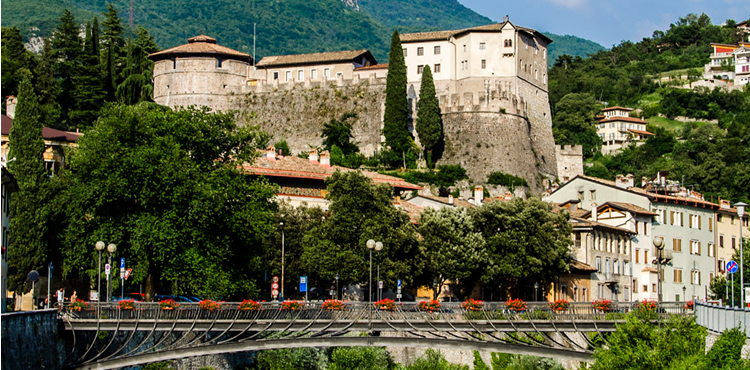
top-left (3, 0), bottom-right (605, 63)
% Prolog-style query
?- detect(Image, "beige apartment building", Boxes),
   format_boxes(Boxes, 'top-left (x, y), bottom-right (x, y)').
top-left (596, 106), bottom-right (653, 155)
top-left (715, 200), bottom-right (750, 278)
top-left (254, 49), bottom-right (379, 83)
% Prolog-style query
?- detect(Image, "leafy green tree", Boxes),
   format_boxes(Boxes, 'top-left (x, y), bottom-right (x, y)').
top-left (415, 65), bottom-right (441, 167)
top-left (117, 27), bottom-right (159, 105)
top-left (405, 349), bottom-right (468, 370)
top-left (62, 104), bottom-right (277, 300)
top-left (321, 112), bottom-right (359, 156)
top-left (7, 77), bottom-right (49, 292)
top-left (51, 9), bottom-right (84, 127)
top-left (299, 171), bottom-right (421, 296)
top-left (1, 27), bottom-right (36, 102)
top-left (254, 348), bottom-right (328, 370)
top-left (552, 93), bottom-right (601, 159)
top-left (383, 30), bottom-right (412, 154)
top-left (470, 198), bottom-right (572, 300)
top-left (34, 38), bottom-right (62, 129)
top-left (418, 207), bottom-right (486, 299)
top-left (329, 347), bottom-right (391, 370)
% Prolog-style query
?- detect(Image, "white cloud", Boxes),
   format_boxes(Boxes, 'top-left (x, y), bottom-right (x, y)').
top-left (547, 0), bottom-right (587, 8)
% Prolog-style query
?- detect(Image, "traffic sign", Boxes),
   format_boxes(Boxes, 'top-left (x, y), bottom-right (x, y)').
top-left (379, 281), bottom-right (383, 289)
top-left (105, 264), bottom-right (111, 276)
top-left (272, 289), bottom-right (279, 297)
top-left (120, 258), bottom-right (125, 269)
top-left (272, 283), bottom-right (279, 290)
top-left (727, 260), bottom-right (739, 274)
top-left (272, 276), bottom-right (279, 283)
top-left (397, 279), bottom-right (401, 287)
top-left (397, 287), bottom-right (401, 293)
top-left (396, 294), bottom-right (402, 299)
top-left (124, 269), bottom-right (132, 280)
top-left (300, 276), bottom-right (307, 292)
top-left (120, 269), bottom-right (125, 279)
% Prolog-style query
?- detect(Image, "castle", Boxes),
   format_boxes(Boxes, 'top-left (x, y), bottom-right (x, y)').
top-left (148, 21), bottom-right (558, 191)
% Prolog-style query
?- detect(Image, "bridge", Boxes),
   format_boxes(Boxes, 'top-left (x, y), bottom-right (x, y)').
top-left (61, 301), bottom-right (688, 370)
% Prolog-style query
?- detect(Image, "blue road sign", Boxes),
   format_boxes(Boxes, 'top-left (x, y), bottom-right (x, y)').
top-left (120, 258), bottom-right (125, 269)
top-left (300, 276), bottom-right (307, 292)
top-left (397, 279), bottom-right (402, 288)
top-left (727, 260), bottom-right (739, 274)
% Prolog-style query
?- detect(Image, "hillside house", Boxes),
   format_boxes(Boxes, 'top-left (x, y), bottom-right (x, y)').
top-left (704, 42), bottom-right (750, 84)
top-left (1, 113), bottom-right (81, 177)
top-left (596, 106), bottom-right (653, 155)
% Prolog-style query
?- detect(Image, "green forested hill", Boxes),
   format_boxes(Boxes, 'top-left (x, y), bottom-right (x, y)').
top-left (2, 0), bottom-right (605, 62)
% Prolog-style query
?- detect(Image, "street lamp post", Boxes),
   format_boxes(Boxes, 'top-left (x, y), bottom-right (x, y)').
top-left (653, 236), bottom-right (664, 303)
top-left (106, 243), bottom-right (117, 302)
top-left (335, 273), bottom-right (340, 300)
top-left (682, 285), bottom-right (686, 302)
top-left (376, 242), bottom-right (383, 301)
top-left (534, 282), bottom-right (540, 302)
top-left (280, 222), bottom-right (284, 300)
top-left (366, 239), bottom-right (382, 331)
top-left (95, 241), bottom-right (105, 313)
top-left (736, 202), bottom-right (746, 309)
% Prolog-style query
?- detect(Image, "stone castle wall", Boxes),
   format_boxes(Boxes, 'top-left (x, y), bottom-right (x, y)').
top-left (229, 76), bottom-right (555, 191)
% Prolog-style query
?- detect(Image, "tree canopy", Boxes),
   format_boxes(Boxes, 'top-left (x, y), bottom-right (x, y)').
top-left (61, 103), bottom-right (277, 300)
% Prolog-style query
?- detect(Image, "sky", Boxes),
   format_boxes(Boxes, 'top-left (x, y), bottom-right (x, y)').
top-left (458, 0), bottom-right (750, 48)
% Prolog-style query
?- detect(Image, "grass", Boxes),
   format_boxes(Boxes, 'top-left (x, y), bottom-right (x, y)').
top-left (646, 116), bottom-right (716, 134)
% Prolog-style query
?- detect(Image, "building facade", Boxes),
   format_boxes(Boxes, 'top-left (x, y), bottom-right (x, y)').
top-left (255, 50), bottom-right (378, 83)
top-left (596, 107), bottom-right (653, 155)
top-left (715, 200), bottom-right (750, 280)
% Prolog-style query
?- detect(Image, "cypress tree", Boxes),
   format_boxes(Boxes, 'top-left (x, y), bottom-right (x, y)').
top-left (35, 38), bottom-right (62, 129)
top-left (70, 18), bottom-right (106, 128)
top-left (383, 30), bottom-right (412, 154)
top-left (51, 9), bottom-right (83, 126)
top-left (415, 65), bottom-right (442, 167)
top-left (101, 4), bottom-right (126, 88)
top-left (7, 77), bottom-right (49, 293)
top-left (1, 27), bottom-right (36, 100)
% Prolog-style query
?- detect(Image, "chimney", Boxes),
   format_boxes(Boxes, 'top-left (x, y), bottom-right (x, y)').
top-left (320, 150), bottom-right (330, 167)
top-left (721, 199), bottom-right (731, 209)
top-left (626, 174), bottom-right (634, 188)
top-left (266, 146), bottom-right (276, 161)
top-left (615, 174), bottom-right (628, 189)
top-left (5, 96), bottom-right (17, 119)
top-left (591, 203), bottom-right (598, 221)
top-left (309, 149), bottom-right (319, 163)
top-left (474, 186), bottom-right (484, 204)
top-left (448, 195), bottom-right (454, 205)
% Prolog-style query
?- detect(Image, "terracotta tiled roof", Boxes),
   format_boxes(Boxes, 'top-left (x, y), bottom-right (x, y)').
top-left (570, 260), bottom-right (597, 272)
top-left (243, 155), bottom-right (421, 191)
top-left (627, 128), bottom-right (654, 136)
top-left (570, 217), bottom-right (635, 235)
top-left (2, 115), bottom-right (81, 142)
top-left (354, 63), bottom-right (388, 71)
top-left (598, 116), bottom-right (647, 124)
top-left (397, 198), bottom-right (423, 224)
top-left (600, 106), bottom-right (633, 112)
top-left (148, 35), bottom-right (252, 62)
top-left (256, 49), bottom-right (376, 67)
top-left (409, 194), bottom-right (477, 208)
top-left (607, 202), bottom-right (657, 216)
top-left (400, 30), bottom-right (457, 43)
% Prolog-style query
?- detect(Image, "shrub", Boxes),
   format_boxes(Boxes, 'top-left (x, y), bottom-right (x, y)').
top-left (118, 300), bottom-right (135, 311)
top-left (238, 299), bottom-right (261, 311)
top-left (487, 171), bottom-right (529, 188)
top-left (506, 298), bottom-right (527, 312)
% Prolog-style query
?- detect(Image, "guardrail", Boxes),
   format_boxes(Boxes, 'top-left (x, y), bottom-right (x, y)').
top-left (695, 300), bottom-right (750, 337)
top-left (61, 300), bottom-right (689, 323)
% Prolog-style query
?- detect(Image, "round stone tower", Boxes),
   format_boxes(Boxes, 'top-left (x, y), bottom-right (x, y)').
top-left (148, 35), bottom-right (253, 111)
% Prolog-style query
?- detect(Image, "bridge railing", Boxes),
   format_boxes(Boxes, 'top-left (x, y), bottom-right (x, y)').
top-left (695, 300), bottom-right (750, 337)
top-left (62, 300), bottom-right (689, 321)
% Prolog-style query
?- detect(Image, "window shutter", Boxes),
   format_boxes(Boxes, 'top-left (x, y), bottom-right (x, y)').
top-left (681, 212), bottom-right (685, 226)
top-left (670, 211), bottom-right (674, 225)
top-left (698, 242), bottom-right (701, 255)
top-left (698, 216), bottom-right (702, 229)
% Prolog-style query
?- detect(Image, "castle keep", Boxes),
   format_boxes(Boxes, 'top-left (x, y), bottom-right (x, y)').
top-left (149, 21), bottom-right (558, 191)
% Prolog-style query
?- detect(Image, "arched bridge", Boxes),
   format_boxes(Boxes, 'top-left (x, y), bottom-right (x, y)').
top-left (61, 301), bottom-right (689, 369)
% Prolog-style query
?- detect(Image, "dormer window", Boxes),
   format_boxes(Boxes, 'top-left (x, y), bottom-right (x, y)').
top-left (504, 39), bottom-right (512, 47)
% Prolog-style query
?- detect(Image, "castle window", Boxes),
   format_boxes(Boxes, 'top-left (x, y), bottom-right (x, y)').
top-left (298, 70), bottom-right (304, 81)
top-left (479, 42), bottom-right (486, 50)
top-left (434, 64), bottom-right (441, 73)
top-left (311, 69), bottom-right (318, 80)
top-left (504, 39), bottom-right (512, 47)
top-left (481, 59), bottom-right (486, 69)
top-left (216, 58), bottom-right (223, 68)
top-left (285, 71), bottom-right (292, 81)
top-left (172, 58), bottom-right (177, 69)
top-left (417, 65), bottom-right (424, 74)
top-left (273, 72), bottom-right (279, 80)
top-left (434, 46), bottom-right (441, 55)
top-left (403, 48), bottom-right (407, 57)
top-left (417, 47), bottom-right (424, 56)
top-left (463, 45), bottom-right (467, 52)
top-left (544, 49), bottom-right (547, 60)
top-left (324, 68), bottom-right (331, 79)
